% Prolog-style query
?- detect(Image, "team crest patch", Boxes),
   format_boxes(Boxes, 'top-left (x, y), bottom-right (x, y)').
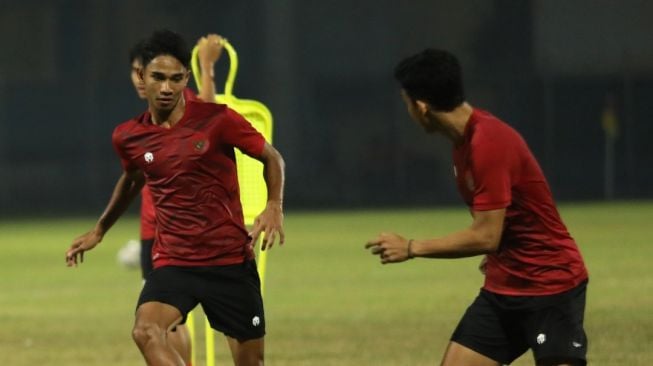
top-left (144, 152), bottom-right (154, 163)
top-left (192, 139), bottom-right (209, 153)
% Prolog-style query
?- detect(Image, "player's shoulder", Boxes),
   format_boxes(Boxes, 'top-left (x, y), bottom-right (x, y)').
top-left (187, 101), bottom-right (247, 123)
top-left (186, 100), bottom-right (229, 118)
top-left (471, 108), bottom-right (518, 140)
top-left (112, 111), bottom-right (148, 142)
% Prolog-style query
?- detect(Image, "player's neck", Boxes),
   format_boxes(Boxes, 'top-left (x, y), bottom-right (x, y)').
top-left (433, 102), bottom-right (473, 145)
top-left (149, 95), bottom-right (186, 128)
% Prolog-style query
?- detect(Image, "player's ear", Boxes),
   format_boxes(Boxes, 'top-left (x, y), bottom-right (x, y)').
top-left (415, 100), bottom-right (430, 116)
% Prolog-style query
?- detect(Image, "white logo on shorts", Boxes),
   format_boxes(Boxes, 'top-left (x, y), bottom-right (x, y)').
top-left (536, 333), bottom-right (546, 344)
top-left (572, 341), bottom-right (583, 348)
top-left (252, 316), bottom-right (260, 327)
top-left (144, 152), bottom-right (154, 163)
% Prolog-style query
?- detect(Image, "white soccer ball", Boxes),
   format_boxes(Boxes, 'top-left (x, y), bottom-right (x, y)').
top-left (117, 239), bottom-right (141, 269)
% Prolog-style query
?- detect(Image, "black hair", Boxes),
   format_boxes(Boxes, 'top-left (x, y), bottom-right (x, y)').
top-left (394, 49), bottom-right (465, 111)
top-left (139, 29), bottom-right (190, 69)
top-left (128, 39), bottom-right (145, 64)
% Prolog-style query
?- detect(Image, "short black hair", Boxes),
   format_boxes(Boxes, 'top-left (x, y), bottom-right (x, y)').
top-left (140, 29), bottom-right (190, 69)
top-left (394, 49), bottom-right (465, 111)
top-left (128, 39), bottom-right (145, 64)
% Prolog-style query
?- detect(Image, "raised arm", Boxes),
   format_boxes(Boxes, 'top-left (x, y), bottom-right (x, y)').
top-left (196, 34), bottom-right (224, 103)
top-left (65, 169), bottom-right (145, 266)
top-left (366, 208), bottom-right (505, 264)
top-left (248, 143), bottom-right (286, 250)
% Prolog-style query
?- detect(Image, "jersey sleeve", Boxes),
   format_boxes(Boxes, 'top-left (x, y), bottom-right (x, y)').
top-left (111, 125), bottom-right (138, 172)
top-left (469, 134), bottom-right (512, 211)
top-left (218, 108), bottom-right (266, 157)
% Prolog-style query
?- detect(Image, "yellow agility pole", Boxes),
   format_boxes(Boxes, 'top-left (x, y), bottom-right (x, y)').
top-left (186, 311), bottom-right (196, 366)
top-left (191, 39), bottom-right (274, 365)
top-left (192, 40), bottom-right (273, 291)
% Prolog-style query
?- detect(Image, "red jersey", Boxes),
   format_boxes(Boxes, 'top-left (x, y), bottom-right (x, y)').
top-left (452, 108), bottom-right (588, 296)
top-left (140, 88), bottom-right (199, 240)
top-left (113, 101), bottom-right (266, 268)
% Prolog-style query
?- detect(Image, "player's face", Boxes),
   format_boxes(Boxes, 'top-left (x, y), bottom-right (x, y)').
top-left (400, 90), bottom-right (439, 133)
top-left (142, 55), bottom-right (190, 112)
top-left (130, 59), bottom-right (146, 100)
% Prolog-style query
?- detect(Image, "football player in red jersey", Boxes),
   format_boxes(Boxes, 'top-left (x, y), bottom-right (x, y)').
top-left (128, 33), bottom-right (224, 366)
top-left (366, 49), bottom-right (588, 366)
top-left (67, 30), bottom-right (285, 366)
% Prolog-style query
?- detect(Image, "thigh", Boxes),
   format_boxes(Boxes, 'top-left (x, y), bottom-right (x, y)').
top-left (137, 266), bottom-right (199, 323)
top-left (441, 341), bottom-right (501, 366)
top-left (525, 283), bottom-right (588, 365)
top-left (199, 261), bottom-right (266, 341)
top-left (226, 335), bottom-right (264, 366)
top-left (135, 301), bottom-right (184, 332)
top-left (450, 291), bottom-right (529, 365)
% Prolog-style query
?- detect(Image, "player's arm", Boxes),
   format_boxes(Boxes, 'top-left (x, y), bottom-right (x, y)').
top-left (196, 34), bottom-right (224, 103)
top-left (366, 208), bottom-right (505, 264)
top-left (65, 169), bottom-right (145, 266)
top-left (249, 142), bottom-right (286, 250)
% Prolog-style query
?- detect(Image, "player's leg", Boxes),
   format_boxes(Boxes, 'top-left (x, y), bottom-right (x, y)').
top-left (141, 239), bottom-right (193, 365)
top-left (168, 324), bottom-right (192, 366)
top-left (133, 301), bottom-right (186, 365)
top-left (134, 266), bottom-right (199, 365)
top-left (200, 260), bottom-right (266, 366)
top-left (526, 281), bottom-right (589, 366)
top-left (226, 336), bottom-right (264, 366)
top-left (441, 341), bottom-right (501, 366)
top-left (444, 290), bottom-right (528, 366)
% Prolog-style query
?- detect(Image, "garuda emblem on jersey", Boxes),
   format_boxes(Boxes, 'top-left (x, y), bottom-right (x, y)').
top-left (193, 139), bottom-right (209, 153)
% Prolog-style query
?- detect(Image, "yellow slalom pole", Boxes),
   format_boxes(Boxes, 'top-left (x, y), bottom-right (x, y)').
top-left (186, 311), bottom-right (197, 366)
top-left (191, 39), bottom-right (274, 366)
top-left (205, 317), bottom-right (216, 366)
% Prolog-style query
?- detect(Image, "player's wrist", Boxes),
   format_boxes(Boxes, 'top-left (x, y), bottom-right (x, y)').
top-left (407, 239), bottom-right (415, 259)
top-left (266, 199), bottom-right (283, 210)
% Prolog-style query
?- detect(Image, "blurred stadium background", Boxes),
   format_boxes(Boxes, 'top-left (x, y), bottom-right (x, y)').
top-left (1, 0), bottom-right (652, 215)
top-left (1, 0), bottom-right (653, 365)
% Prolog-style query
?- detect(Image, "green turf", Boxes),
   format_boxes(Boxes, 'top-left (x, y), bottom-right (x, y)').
top-left (1, 201), bottom-right (652, 365)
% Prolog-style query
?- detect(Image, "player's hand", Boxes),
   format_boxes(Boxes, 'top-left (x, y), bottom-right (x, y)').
top-left (249, 200), bottom-right (285, 251)
top-left (66, 229), bottom-right (103, 267)
top-left (365, 232), bottom-right (412, 264)
top-left (198, 34), bottom-right (224, 66)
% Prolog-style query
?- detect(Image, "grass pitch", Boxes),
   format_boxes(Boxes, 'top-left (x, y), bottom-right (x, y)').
top-left (1, 201), bottom-right (652, 365)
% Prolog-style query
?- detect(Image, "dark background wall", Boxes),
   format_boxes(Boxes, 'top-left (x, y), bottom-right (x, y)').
top-left (1, 0), bottom-right (652, 216)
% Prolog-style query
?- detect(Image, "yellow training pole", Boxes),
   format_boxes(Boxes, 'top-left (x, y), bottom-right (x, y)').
top-left (186, 311), bottom-right (197, 366)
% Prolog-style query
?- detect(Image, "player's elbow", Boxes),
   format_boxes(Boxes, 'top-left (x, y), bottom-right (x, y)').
top-left (475, 230), bottom-right (501, 254)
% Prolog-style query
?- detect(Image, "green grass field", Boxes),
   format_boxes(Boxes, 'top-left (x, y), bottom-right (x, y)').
top-left (2, 201), bottom-right (652, 365)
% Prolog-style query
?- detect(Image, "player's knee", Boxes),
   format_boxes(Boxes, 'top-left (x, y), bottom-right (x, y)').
top-left (132, 321), bottom-right (166, 348)
top-left (237, 347), bottom-right (264, 366)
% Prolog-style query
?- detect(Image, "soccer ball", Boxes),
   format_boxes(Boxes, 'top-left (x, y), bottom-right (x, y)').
top-left (117, 239), bottom-right (141, 269)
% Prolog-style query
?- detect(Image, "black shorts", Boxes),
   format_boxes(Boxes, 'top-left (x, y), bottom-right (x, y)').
top-left (137, 260), bottom-right (265, 341)
top-left (140, 239), bottom-right (154, 280)
top-left (451, 280), bottom-right (588, 365)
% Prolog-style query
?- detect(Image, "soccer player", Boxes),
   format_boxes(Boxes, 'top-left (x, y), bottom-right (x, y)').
top-left (366, 49), bottom-right (589, 366)
top-left (129, 33), bottom-right (224, 366)
top-left (66, 29), bottom-right (285, 366)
